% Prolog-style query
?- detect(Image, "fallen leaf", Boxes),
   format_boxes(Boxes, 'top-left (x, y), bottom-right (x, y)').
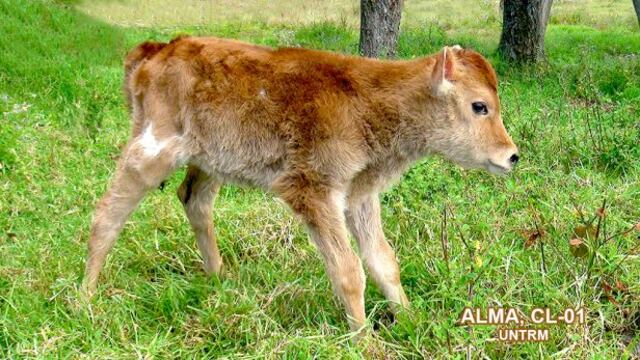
top-left (615, 280), bottom-right (628, 293)
top-left (569, 238), bottom-right (589, 258)
top-left (523, 229), bottom-right (544, 249)
top-left (574, 224), bottom-right (597, 240)
top-left (601, 281), bottom-right (620, 306)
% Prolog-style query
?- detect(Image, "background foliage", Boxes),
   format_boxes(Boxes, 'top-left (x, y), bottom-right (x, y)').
top-left (0, 0), bottom-right (639, 358)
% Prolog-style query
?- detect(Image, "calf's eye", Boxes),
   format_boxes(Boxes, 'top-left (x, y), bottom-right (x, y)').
top-left (471, 102), bottom-right (488, 115)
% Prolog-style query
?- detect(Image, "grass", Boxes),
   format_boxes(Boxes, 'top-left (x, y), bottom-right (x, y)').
top-left (75, 0), bottom-right (640, 31)
top-left (1, 0), bottom-right (639, 358)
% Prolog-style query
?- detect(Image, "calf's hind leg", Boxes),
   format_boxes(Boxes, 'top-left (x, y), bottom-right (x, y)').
top-left (83, 130), bottom-right (184, 296)
top-left (177, 166), bottom-right (223, 275)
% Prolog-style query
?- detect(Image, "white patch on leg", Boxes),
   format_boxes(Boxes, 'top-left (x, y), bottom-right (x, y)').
top-left (133, 123), bottom-right (189, 168)
top-left (138, 123), bottom-right (167, 157)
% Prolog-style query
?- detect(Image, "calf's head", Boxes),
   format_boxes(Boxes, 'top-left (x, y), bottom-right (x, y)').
top-left (428, 46), bottom-right (518, 175)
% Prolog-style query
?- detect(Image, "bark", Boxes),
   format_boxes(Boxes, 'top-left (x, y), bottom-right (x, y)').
top-left (499, 0), bottom-right (553, 63)
top-left (359, 0), bottom-right (403, 58)
top-left (633, 0), bottom-right (640, 28)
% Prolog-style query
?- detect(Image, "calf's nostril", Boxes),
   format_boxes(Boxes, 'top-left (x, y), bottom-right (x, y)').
top-left (509, 154), bottom-right (520, 164)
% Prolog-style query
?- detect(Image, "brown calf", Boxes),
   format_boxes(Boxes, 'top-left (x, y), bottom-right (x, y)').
top-left (84, 36), bottom-right (518, 333)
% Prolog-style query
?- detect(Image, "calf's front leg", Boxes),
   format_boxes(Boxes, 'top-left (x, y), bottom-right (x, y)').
top-left (276, 182), bottom-right (367, 332)
top-left (346, 194), bottom-right (409, 312)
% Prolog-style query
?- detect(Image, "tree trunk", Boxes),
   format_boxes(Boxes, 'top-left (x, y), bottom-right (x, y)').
top-left (633, 0), bottom-right (640, 28)
top-left (359, 0), bottom-right (403, 58)
top-left (499, 0), bottom-right (553, 63)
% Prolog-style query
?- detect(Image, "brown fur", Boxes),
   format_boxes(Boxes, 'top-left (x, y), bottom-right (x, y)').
top-left (84, 36), bottom-right (517, 334)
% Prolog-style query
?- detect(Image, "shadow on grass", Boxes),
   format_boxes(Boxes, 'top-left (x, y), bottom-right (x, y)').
top-left (0, 0), bottom-right (131, 155)
top-left (0, 0), bottom-right (128, 96)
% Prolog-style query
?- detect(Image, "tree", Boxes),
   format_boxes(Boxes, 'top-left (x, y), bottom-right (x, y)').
top-left (499, 0), bottom-right (553, 63)
top-left (633, 0), bottom-right (640, 27)
top-left (359, 0), bottom-right (403, 58)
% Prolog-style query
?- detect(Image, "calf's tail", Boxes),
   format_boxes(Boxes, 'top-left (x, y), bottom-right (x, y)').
top-left (123, 41), bottom-right (167, 108)
top-left (123, 37), bottom-right (189, 137)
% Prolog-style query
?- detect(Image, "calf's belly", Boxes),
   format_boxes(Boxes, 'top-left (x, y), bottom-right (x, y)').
top-left (188, 149), bottom-right (284, 189)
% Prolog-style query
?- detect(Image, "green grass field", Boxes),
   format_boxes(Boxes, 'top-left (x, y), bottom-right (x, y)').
top-left (1, 0), bottom-right (639, 358)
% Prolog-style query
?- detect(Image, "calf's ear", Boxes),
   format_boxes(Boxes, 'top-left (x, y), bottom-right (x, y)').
top-left (431, 46), bottom-right (456, 95)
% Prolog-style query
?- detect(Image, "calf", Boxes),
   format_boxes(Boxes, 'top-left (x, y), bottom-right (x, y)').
top-left (84, 36), bottom-right (518, 333)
